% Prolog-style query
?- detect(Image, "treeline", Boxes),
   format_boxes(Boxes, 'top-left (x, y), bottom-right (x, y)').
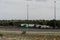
top-left (0, 20), bottom-right (60, 28)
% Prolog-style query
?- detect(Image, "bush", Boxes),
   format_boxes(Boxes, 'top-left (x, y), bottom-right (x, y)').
top-left (21, 31), bottom-right (26, 35)
top-left (0, 34), bottom-right (3, 37)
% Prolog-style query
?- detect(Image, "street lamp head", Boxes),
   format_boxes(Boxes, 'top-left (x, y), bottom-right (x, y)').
top-left (54, 1), bottom-right (56, 3)
top-left (26, 0), bottom-right (47, 2)
top-left (35, 0), bottom-right (47, 2)
top-left (26, 0), bottom-right (32, 1)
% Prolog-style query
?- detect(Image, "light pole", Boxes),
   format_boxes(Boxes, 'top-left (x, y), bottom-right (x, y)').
top-left (26, 0), bottom-right (32, 28)
top-left (27, 4), bottom-right (29, 27)
top-left (26, 0), bottom-right (33, 28)
top-left (53, 1), bottom-right (56, 29)
top-left (54, 1), bottom-right (56, 20)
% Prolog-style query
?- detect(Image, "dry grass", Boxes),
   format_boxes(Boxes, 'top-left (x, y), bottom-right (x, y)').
top-left (0, 31), bottom-right (60, 40)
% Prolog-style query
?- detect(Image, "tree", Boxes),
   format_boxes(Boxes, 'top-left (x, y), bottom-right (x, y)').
top-left (47, 20), bottom-right (56, 29)
top-left (9, 22), bottom-right (13, 26)
top-left (56, 20), bottom-right (60, 28)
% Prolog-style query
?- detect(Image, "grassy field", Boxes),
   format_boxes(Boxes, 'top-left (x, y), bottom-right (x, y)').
top-left (0, 26), bottom-right (60, 40)
top-left (0, 30), bottom-right (60, 40)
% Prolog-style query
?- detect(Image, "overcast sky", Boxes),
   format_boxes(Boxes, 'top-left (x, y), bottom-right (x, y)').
top-left (0, 0), bottom-right (60, 20)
